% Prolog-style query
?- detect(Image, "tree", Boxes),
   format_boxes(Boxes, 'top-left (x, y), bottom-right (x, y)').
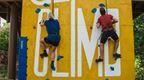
top-left (0, 23), bottom-right (9, 78)
top-left (134, 13), bottom-right (144, 80)
top-left (0, 23), bottom-right (9, 52)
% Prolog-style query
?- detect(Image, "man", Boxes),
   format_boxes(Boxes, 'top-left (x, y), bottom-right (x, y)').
top-left (95, 7), bottom-right (121, 63)
top-left (39, 12), bottom-right (63, 70)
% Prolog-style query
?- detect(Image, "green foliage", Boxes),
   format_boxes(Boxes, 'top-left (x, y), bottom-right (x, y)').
top-left (134, 13), bottom-right (144, 80)
top-left (0, 23), bottom-right (9, 51)
top-left (135, 56), bottom-right (144, 80)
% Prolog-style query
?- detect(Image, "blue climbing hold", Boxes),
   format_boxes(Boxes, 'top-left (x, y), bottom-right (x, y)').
top-left (43, 3), bottom-right (50, 7)
top-left (91, 8), bottom-right (97, 14)
top-left (110, 66), bottom-right (114, 71)
top-left (35, 8), bottom-right (41, 14)
top-left (99, 3), bottom-right (105, 8)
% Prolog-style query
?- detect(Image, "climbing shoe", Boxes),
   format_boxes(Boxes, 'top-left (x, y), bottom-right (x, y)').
top-left (40, 50), bottom-right (48, 58)
top-left (113, 53), bottom-right (121, 60)
top-left (95, 58), bottom-right (103, 63)
top-left (51, 61), bottom-right (56, 71)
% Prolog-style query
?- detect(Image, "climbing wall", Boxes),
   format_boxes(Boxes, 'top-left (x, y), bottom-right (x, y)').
top-left (20, 0), bottom-right (135, 80)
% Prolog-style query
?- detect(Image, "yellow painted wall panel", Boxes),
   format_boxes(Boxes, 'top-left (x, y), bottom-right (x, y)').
top-left (21, 0), bottom-right (135, 80)
top-left (108, 0), bottom-right (132, 5)
top-left (108, 4), bottom-right (133, 26)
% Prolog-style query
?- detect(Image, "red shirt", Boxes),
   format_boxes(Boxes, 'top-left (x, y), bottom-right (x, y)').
top-left (97, 14), bottom-right (113, 29)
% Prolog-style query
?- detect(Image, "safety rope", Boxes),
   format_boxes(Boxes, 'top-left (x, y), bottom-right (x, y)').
top-left (52, 0), bottom-right (54, 15)
top-left (105, 0), bottom-right (108, 13)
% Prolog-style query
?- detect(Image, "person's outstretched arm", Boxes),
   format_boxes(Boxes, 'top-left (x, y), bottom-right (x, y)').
top-left (39, 19), bottom-right (46, 27)
top-left (109, 14), bottom-right (118, 24)
top-left (96, 23), bottom-right (101, 28)
top-left (96, 18), bottom-right (101, 28)
top-left (112, 18), bottom-right (118, 24)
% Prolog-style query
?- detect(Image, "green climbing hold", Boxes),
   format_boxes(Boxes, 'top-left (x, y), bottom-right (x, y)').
top-left (99, 3), bottom-right (105, 8)
top-left (91, 8), bottom-right (97, 14)
top-left (105, 78), bottom-right (109, 80)
top-left (57, 55), bottom-right (64, 61)
top-left (45, 78), bottom-right (49, 80)
top-left (35, 8), bottom-right (41, 14)
top-left (43, 3), bottom-right (50, 7)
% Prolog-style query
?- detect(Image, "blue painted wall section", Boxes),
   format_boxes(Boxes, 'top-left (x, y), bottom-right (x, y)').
top-left (18, 37), bottom-right (28, 80)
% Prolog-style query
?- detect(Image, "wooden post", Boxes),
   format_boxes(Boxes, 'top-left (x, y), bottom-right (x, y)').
top-left (7, 8), bottom-right (10, 22)
top-left (8, 3), bottom-right (18, 80)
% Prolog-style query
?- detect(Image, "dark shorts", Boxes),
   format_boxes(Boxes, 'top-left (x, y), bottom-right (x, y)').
top-left (44, 34), bottom-right (61, 47)
top-left (100, 29), bottom-right (119, 44)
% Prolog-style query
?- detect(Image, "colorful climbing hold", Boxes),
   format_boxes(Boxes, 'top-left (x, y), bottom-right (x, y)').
top-left (91, 8), bottom-right (97, 14)
top-left (110, 66), bottom-right (114, 71)
top-left (99, 3), bottom-right (105, 8)
top-left (43, 3), bottom-right (50, 7)
top-left (35, 8), bottom-right (41, 14)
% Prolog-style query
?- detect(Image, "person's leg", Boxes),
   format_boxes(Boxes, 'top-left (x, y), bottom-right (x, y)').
top-left (50, 44), bottom-right (63, 70)
top-left (110, 30), bottom-right (119, 54)
top-left (51, 46), bottom-right (56, 71)
top-left (99, 31), bottom-right (108, 59)
top-left (40, 38), bottom-right (49, 58)
top-left (96, 31), bottom-right (108, 63)
top-left (45, 44), bottom-right (53, 55)
top-left (40, 38), bottom-right (46, 49)
top-left (51, 46), bottom-right (56, 61)
top-left (113, 39), bottom-right (119, 54)
top-left (49, 43), bottom-right (63, 61)
top-left (100, 43), bottom-right (104, 59)
top-left (113, 39), bottom-right (121, 60)
top-left (54, 35), bottom-right (64, 61)
top-left (96, 43), bottom-right (105, 63)
top-left (110, 30), bottom-right (121, 60)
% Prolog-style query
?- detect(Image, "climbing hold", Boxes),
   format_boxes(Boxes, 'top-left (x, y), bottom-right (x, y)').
top-left (33, 26), bottom-right (36, 29)
top-left (35, 8), bottom-right (41, 14)
top-left (57, 55), bottom-right (64, 61)
top-left (45, 78), bottom-right (49, 80)
top-left (110, 66), bottom-right (114, 71)
top-left (43, 3), bottom-right (50, 7)
top-left (90, 26), bottom-right (93, 30)
top-left (91, 8), bottom-right (97, 14)
top-left (99, 3), bottom-right (105, 8)
top-left (105, 78), bottom-right (109, 80)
